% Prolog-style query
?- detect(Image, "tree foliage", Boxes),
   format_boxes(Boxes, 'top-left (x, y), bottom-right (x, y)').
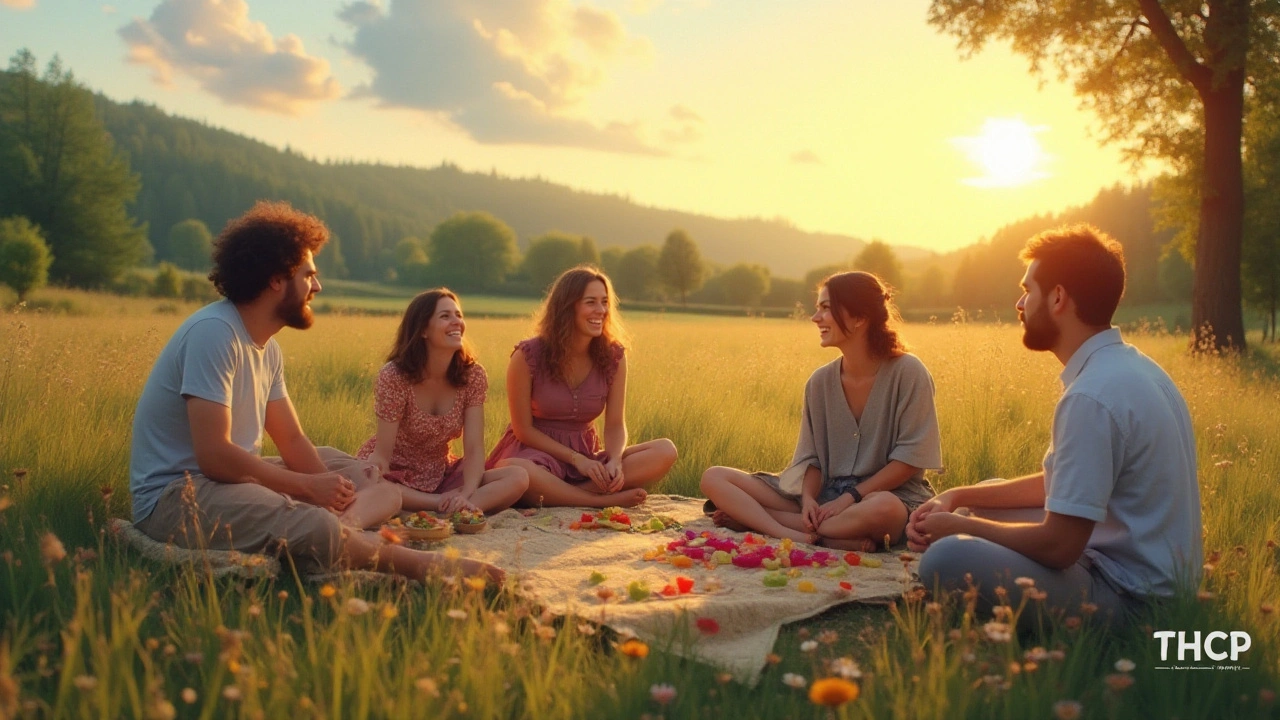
top-left (613, 245), bottom-right (662, 301)
top-left (0, 216), bottom-right (52, 302)
top-left (929, 0), bottom-right (1280, 351)
top-left (523, 232), bottom-right (591, 291)
top-left (854, 240), bottom-right (904, 292)
top-left (426, 212), bottom-right (517, 292)
top-left (658, 229), bottom-right (706, 305)
top-left (720, 263), bottom-right (771, 307)
top-left (0, 51), bottom-right (147, 287)
top-left (164, 219), bottom-right (212, 271)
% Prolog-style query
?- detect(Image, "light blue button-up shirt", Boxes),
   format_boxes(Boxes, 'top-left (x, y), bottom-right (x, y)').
top-left (1043, 328), bottom-right (1202, 597)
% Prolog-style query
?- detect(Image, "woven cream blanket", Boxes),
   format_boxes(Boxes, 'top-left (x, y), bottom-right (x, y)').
top-left (113, 495), bottom-right (912, 680)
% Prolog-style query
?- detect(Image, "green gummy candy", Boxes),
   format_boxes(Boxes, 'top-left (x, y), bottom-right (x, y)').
top-left (762, 558), bottom-right (782, 571)
top-left (762, 572), bottom-right (789, 588)
top-left (712, 551), bottom-right (732, 565)
top-left (588, 571), bottom-right (607, 585)
top-left (628, 581), bottom-right (650, 602)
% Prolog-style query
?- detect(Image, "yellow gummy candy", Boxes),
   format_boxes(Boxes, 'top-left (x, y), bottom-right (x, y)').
top-left (797, 580), bottom-right (817, 593)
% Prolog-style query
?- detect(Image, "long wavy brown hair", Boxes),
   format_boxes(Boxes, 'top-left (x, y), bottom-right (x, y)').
top-left (387, 289), bottom-right (477, 387)
top-left (534, 266), bottom-right (629, 383)
top-left (822, 271), bottom-right (909, 358)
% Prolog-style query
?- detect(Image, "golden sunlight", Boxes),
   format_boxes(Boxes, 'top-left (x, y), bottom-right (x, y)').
top-left (952, 117), bottom-right (1051, 188)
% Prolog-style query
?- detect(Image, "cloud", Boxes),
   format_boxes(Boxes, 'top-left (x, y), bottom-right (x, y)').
top-left (790, 149), bottom-right (822, 165)
top-left (102, 5), bottom-right (117, 13)
top-left (662, 104), bottom-right (703, 143)
top-left (339, 0), bottom-right (661, 155)
top-left (2, 0), bottom-right (36, 9)
top-left (119, 0), bottom-right (340, 115)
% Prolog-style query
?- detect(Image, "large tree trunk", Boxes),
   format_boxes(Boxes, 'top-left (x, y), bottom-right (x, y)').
top-left (1192, 78), bottom-right (1247, 351)
top-left (1189, 0), bottom-right (1250, 353)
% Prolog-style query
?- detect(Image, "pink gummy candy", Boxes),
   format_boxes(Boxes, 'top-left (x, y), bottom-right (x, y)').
top-left (732, 553), bottom-right (764, 568)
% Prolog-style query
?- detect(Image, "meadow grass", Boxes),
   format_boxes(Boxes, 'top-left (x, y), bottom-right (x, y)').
top-left (1, 293), bottom-right (1279, 718)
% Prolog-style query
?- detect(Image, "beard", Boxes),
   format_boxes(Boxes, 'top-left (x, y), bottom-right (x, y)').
top-left (277, 280), bottom-right (314, 330)
top-left (1020, 303), bottom-right (1059, 351)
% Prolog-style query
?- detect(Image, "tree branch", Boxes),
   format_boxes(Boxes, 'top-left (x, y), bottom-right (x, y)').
top-left (1136, 0), bottom-right (1212, 93)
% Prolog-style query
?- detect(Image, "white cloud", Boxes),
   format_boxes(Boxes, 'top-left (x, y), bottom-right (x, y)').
top-left (662, 104), bottom-right (703, 143)
top-left (790, 149), bottom-right (822, 165)
top-left (339, 0), bottom-right (661, 155)
top-left (102, 5), bottom-right (117, 14)
top-left (119, 0), bottom-right (340, 115)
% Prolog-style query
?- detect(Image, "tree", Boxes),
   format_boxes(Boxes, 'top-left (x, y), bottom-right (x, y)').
top-left (165, 219), bottom-right (212, 271)
top-left (720, 263), bottom-right (771, 307)
top-left (152, 262), bottom-right (181, 298)
top-left (394, 236), bottom-right (427, 267)
top-left (1242, 76), bottom-right (1280, 341)
top-left (658, 229), bottom-right (706, 305)
top-left (909, 264), bottom-right (948, 309)
top-left (0, 216), bottom-right (52, 302)
top-left (426, 212), bottom-right (517, 292)
top-left (853, 240), bottom-right (904, 291)
top-left (0, 50), bottom-right (148, 287)
top-left (600, 246), bottom-right (626, 278)
top-left (614, 245), bottom-right (662, 301)
top-left (579, 235), bottom-right (601, 268)
top-left (523, 232), bottom-right (589, 291)
top-left (803, 262), bottom-right (852, 291)
top-left (929, 1), bottom-right (1280, 351)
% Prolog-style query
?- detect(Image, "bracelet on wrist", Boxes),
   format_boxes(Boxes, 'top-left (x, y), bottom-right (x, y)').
top-left (846, 487), bottom-right (863, 504)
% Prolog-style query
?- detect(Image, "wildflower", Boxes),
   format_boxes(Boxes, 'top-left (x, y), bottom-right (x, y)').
top-left (500, 642), bottom-right (520, 656)
top-left (73, 675), bottom-right (97, 691)
top-left (926, 602), bottom-right (943, 616)
top-left (765, 653), bottom-right (782, 665)
top-left (381, 604), bottom-right (398, 619)
top-left (1048, 650), bottom-right (1066, 662)
top-left (1023, 661), bottom-right (1039, 673)
top-left (1196, 590), bottom-right (1215, 602)
top-left (715, 673), bottom-right (734, 684)
top-left (1053, 700), bottom-right (1083, 720)
top-left (650, 683), bottom-right (677, 706)
top-left (800, 640), bottom-right (818, 653)
top-left (1024, 588), bottom-right (1048, 602)
top-left (809, 677), bottom-right (859, 706)
top-left (1025, 647), bottom-right (1049, 662)
top-left (982, 674), bottom-right (1005, 689)
top-left (576, 622), bottom-right (597, 636)
top-left (618, 639), bottom-right (649, 658)
top-left (277, 590), bottom-right (288, 601)
top-left (415, 677), bottom-right (440, 698)
top-left (992, 605), bottom-right (1012, 620)
top-left (40, 533), bottom-right (66, 565)
top-left (817, 629), bottom-right (838, 644)
top-left (1105, 673), bottom-right (1134, 691)
top-left (247, 604), bottom-right (262, 618)
top-left (1080, 602), bottom-right (1098, 614)
top-left (463, 576), bottom-right (486, 591)
top-left (1214, 460), bottom-right (1233, 469)
top-left (1262, 603), bottom-right (1275, 615)
top-left (782, 673), bottom-right (807, 689)
top-left (993, 586), bottom-right (1008, 599)
top-left (180, 688), bottom-right (197, 704)
top-left (318, 584), bottom-right (337, 599)
top-left (696, 617), bottom-right (720, 635)
top-left (492, 620), bottom-right (510, 636)
top-left (983, 621), bottom-right (1012, 643)
top-left (0, 497), bottom-right (10, 512)
top-left (535, 625), bottom-right (557, 641)
top-left (829, 657), bottom-right (862, 680)
top-left (221, 686), bottom-right (242, 701)
top-left (898, 552), bottom-right (915, 564)
top-left (147, 699), bottom-right (176, 720)
top-left (446, 609), bottom-right (467, 621)
top-left (1064, 616), bottom-right (1082, 631)
top-left (345, 598), bottom-right (370, 616)
top-left (13, 469), bottom-right (27, 481)
top-left (1114, 658), bottom-right (1135, 673)
top-left (1015, 577), bottom-right (1035, 588)
top-left (595, 586), bottom-right (616, 602)
top-left (962, 652), bottom-right (976, 663)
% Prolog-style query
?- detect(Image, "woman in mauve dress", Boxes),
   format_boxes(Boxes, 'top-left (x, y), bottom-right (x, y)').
top-left (701, 271), bottom-right (941, 549)
top-left (487, 266), bottom-right (678, 508)
top-left (358, 289), bottom-right (529, 514)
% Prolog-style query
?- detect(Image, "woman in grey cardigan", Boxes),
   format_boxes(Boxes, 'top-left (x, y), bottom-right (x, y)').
top-left (700, 271), bottom-right (942, 550)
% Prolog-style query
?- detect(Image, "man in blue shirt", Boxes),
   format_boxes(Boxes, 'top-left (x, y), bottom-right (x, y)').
top-left (130, 201), bottom-right (501, 583)
top-left (910, 224), bottom-right (1201, 621)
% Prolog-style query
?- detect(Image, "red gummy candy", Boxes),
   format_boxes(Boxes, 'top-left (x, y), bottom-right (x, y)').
top-left (696, 617), bottom-right (720, 635)
top-left (732, 553), bottom-right (764, 569)
top-left (581, 513), bottom-right (595, 523)
top-left (844, 552), bottom-right (862, 566)
top-left (676, 576), bottom-right (694, 594)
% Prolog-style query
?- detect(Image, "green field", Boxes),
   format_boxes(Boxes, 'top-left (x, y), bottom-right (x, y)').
top-left (1, 292), bottom-right (1278, 719)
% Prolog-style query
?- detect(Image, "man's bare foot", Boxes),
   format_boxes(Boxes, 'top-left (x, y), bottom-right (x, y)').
top-left (607, 488), bottom-right (648, 508)
top-left (711, 510), bottom-right (750, 532)
top-left (778, 528), bottom-right (820, 545)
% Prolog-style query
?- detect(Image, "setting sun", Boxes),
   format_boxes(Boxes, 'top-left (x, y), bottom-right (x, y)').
top-left (953, 117), bottom-right (1052, 188)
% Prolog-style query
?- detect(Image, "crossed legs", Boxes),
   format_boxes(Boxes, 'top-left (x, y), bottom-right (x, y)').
top-left (498, 438), bottom-right (678, 508)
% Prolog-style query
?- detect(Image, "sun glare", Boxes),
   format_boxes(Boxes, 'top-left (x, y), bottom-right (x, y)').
top-left (952, 117), bottom-right (1051, 188)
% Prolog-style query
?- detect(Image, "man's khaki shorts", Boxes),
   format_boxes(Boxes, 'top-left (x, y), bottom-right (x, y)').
top-left (134, 447), bottom-right (378, 575)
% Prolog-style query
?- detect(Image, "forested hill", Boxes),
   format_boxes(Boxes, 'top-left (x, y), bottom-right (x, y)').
top-left (94, 95), bottom-right (879, 281)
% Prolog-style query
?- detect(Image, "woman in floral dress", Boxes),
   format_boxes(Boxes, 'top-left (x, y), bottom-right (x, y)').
top-left (358, 289), bottom-right (528, 514)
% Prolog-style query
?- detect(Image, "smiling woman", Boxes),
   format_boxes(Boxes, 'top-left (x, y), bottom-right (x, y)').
top-left (953, 117), bottom-right (1051, 188)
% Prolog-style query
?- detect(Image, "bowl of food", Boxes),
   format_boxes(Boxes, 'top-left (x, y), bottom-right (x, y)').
top-left (401, 511), bottom-right (452, 541)
top-left (452, 509), bottom-right (488, 534)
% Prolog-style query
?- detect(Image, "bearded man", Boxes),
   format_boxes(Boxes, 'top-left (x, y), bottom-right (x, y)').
top-left (129, 201), bottom-right (501, 582)
top-left (909, 224), bottom-right (1201, 623)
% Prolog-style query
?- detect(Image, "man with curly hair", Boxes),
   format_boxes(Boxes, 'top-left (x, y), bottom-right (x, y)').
top-left (129, 202), bottom-right (502, 583)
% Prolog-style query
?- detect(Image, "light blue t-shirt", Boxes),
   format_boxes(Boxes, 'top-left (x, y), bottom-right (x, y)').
top-left (1043, 328), bottom-right (1202, 597)
top-left (129, 300), bottom-right (287, 521)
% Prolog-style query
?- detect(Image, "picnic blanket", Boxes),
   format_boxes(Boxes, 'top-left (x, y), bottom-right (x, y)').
top-left (445, 495), bottom-right (912, 681)
top-left (112, 495), bottom-right (914, 680)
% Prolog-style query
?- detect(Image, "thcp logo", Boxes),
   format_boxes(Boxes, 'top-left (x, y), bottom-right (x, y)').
top-left (1152, 630), bottom-right (1252, 664)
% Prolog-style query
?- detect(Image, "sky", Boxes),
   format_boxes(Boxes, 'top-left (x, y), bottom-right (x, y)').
top-left (0, 0), bottom-right (1151, 253)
